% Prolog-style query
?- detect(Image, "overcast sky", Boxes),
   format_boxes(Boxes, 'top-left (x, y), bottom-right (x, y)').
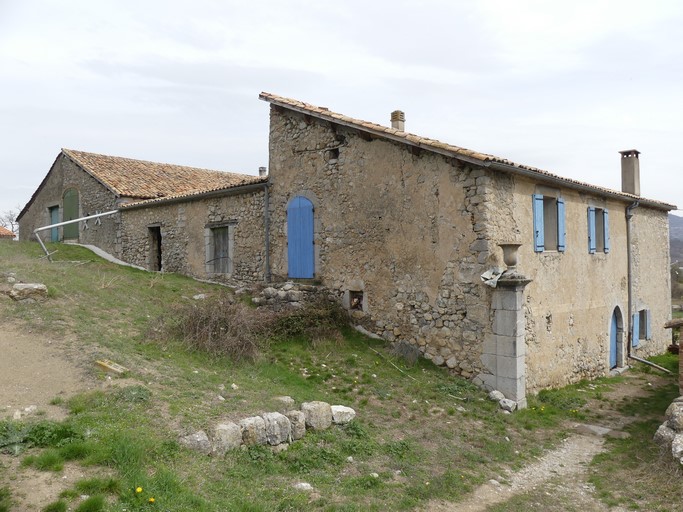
top-left (1, 0), bottom-right (681, 220)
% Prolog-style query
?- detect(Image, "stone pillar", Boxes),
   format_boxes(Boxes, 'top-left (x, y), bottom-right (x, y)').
top-left (477, 245), bottom-right (531, 409)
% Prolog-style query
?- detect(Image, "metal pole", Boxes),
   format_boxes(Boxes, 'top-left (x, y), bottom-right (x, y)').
top-left (33, 210), bottom-right (119, 261)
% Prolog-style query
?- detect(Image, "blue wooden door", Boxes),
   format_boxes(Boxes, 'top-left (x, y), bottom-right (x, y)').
top-left (610, 309), bottom-right (618, 369)
top-left (287, 196), bottom-right (314, 278)
top-left (49, 206), bottom-right (59, 242)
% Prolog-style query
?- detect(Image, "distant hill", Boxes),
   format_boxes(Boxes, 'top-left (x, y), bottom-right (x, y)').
top-left (671, 214), bottom-right (683, 265)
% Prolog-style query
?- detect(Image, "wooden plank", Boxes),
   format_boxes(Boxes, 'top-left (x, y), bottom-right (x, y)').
top-left (96, 359), bottom-right (128, 374)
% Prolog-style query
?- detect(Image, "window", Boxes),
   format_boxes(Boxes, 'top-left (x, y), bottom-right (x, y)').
top-left (205, 223), bottom-right (234, 275)
top-left (587, 207), bottom-right (609, 253)
top-left (532, 194), bottom-right (565, 252)
top-left (632, 309), bottom-right (652, 347)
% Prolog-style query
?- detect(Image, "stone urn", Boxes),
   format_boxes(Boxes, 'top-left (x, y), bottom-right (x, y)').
top-left (499, 243), bottom-right (522, 271)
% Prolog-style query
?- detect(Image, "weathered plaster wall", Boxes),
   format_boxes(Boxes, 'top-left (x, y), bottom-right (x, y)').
top-left (505, 176), bottom-right (671, 393)
top-left (18, 153), bottom-right (120, 254)
top-left (120, 190), bottom-right (266, 284)
top-left (630, 207), bottom-right (671, 358)
top-left (267, 106), bottom-right (499, 378)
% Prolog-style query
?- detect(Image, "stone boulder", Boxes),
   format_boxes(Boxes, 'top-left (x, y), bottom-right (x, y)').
top-left (286, 410), bottom-right (306, 440)
top-left (9, 283), bottom-right (48, 303)
top-left (301, 401), bottom-right (332, 431)
top-left (240, 416), bottom-right (267, 446)
top-left (213, 422), bottom-right (242, 455)
top-left (488, 390), bottom-right (505, 402)
top-left (179, 430), bottom-right (211, 455)
top-left (331, 405), bottom-right (356, 425)
top-left (262, 412), bottom-right (291, 445)
top-left (499, 399), bottom-right (517, 412)
top-left (273, 396), bottom-right (296, 413)
top-left (666, 402), bottom-right (683, 431)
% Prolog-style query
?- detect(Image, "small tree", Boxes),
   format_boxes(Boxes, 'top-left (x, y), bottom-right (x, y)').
top-left (0, 205), bottom-right (21, 237)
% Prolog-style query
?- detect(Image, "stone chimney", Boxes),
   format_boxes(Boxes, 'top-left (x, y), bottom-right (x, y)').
top-left (259, 166), bottom-right (267, 177)
top-left (620, 149), bottom-right (640, 196)
top-left (391, 110), bottom-right (405, 131)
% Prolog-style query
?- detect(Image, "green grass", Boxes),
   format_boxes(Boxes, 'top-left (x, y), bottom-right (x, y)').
top-left (1, 241), bottom-right (681, 511)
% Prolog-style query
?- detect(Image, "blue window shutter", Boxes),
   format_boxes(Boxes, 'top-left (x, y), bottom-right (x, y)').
top-left (587, 207), bottom-right (596, 254)
top-left (646, 309), bottom-right (652, 340)
top-left (532, 194), bottom-right (544, 252)
top-left (557, 197), bottom-right (566, 252)
top-left (632, 313), bottom-right (640, 347)
top-left (603, 209), bottom-right (610, 253)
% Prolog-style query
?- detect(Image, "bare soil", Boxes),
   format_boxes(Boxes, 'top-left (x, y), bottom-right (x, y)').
top-left (0, 322), bottom-right (108, 510)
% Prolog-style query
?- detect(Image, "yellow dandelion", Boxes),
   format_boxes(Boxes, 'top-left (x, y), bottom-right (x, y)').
top-left (149, 497), bottom-right (155, 503)
top-left (136, 487), bottom-right (143, 493)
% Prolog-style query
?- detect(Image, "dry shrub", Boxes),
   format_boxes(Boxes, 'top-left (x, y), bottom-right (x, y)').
top-left (153, 292), bottom-right (349, 360)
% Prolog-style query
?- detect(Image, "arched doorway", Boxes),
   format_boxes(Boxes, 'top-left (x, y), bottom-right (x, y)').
top-left (62, 188), bottom-right (79, 240)
top-left (287, 196), bottom-right (314, 278)
top-left (610, 307), bottom-right (623, 369)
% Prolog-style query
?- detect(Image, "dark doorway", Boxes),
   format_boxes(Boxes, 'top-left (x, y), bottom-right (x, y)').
top-left (148, 226), bottom-right (162, 271)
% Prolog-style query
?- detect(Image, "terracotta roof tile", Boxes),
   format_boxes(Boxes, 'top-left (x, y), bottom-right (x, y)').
top-left (259, 92), bottom-right (675, 210)
top-left (62, 149), bottom-right (263, 200)
top-left (0, 226), bottom-right (14, 238)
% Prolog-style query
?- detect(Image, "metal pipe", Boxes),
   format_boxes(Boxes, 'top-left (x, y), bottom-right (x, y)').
top-left (625, 201), bottom-right (640, 354)
top-left (33, 210), bottom-right (119, 232)
top-left (628, 354), bottom-right (673, 374)
top-left (33, 210), bottom-right (119, 260)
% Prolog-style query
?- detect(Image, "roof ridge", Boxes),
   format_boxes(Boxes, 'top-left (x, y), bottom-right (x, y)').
top-left (258, 92), bottom-right (675, 211)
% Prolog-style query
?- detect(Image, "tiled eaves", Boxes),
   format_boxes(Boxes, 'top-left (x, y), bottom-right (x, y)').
top-left (259, 92), bottom-right (676, 211)
top-left (62, 149), bottom-right (258, 200)
top-left (118, 176), bottom-right (268, 210)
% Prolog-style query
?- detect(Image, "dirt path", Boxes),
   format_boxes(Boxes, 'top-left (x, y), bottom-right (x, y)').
top-left (0, 322), bottom-right (100, 510)
top-left (0, 324), bottom-right (94, 422)
top-left (425, 432), bottom-right (617, 512)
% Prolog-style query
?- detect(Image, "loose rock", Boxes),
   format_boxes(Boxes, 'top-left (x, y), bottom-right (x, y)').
top-left (179, 431), bottom-right (212, 455)
top-left (301, 401), bottom-right (332, 431)
top-left (240, 416), bottom-right (267, 446)
top-left (331, 405), bottom-right (356, 424)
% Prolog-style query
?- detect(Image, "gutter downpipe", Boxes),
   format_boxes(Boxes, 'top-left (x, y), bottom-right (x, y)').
top-left (33, 210), bottom-right (119, 262)
top-left (264, 181), bottom-right (271, 283)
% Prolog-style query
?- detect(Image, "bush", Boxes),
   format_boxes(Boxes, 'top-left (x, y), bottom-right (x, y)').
top-left (152, 291), bottom-right (349, 360)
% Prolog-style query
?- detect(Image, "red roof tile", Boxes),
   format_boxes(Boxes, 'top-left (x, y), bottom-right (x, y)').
top-left (62, 149), bottom-right (263, 200)
top-left (0, 226), bottom-right (15, 238)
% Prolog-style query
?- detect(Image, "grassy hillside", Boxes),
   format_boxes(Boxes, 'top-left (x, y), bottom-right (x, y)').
top-left (0, 242), bottom-right (679, 511)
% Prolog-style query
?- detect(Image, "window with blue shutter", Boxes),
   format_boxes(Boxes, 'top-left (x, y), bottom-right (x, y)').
top-left (638, 309), bottom-right (652, 341)
top-left (557, 197), bottom-right (566, 252)
top-left (632, 312), bottom-right (640, 347)
top-left (532, 194), bottom-right (545, 252)
top-left (587, 207), bottom-right (609, 253)
top-left (603, 209), bottom-right (610, 253)
top-left (587, 207), bottom-right (597, 254)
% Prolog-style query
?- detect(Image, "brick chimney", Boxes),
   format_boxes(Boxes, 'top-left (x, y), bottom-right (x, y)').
top-left (619, 149), bottom-right (640, 196)
top-left (391, 110), bottom-right (405, 131)
top-left (259, 166), bottom-right (267, 177)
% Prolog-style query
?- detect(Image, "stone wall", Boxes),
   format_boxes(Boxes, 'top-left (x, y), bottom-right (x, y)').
top-left (18, 152), bottom-right (121, 255)
top-left (120, 189), bottom-right (266, 285)
top-left (630, 207), bottom-right (671, 359)
top-left (266, 106), bottom-right (497, 379)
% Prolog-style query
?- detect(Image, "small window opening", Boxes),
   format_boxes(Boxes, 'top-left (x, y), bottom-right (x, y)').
top-left (349, 291), bottom-right (364, 311)
top-left (327, 147), bottom-right (339, 161)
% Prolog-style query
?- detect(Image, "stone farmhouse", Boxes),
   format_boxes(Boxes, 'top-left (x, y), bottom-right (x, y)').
top-left (18, 93), bottom-right (676, 407)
